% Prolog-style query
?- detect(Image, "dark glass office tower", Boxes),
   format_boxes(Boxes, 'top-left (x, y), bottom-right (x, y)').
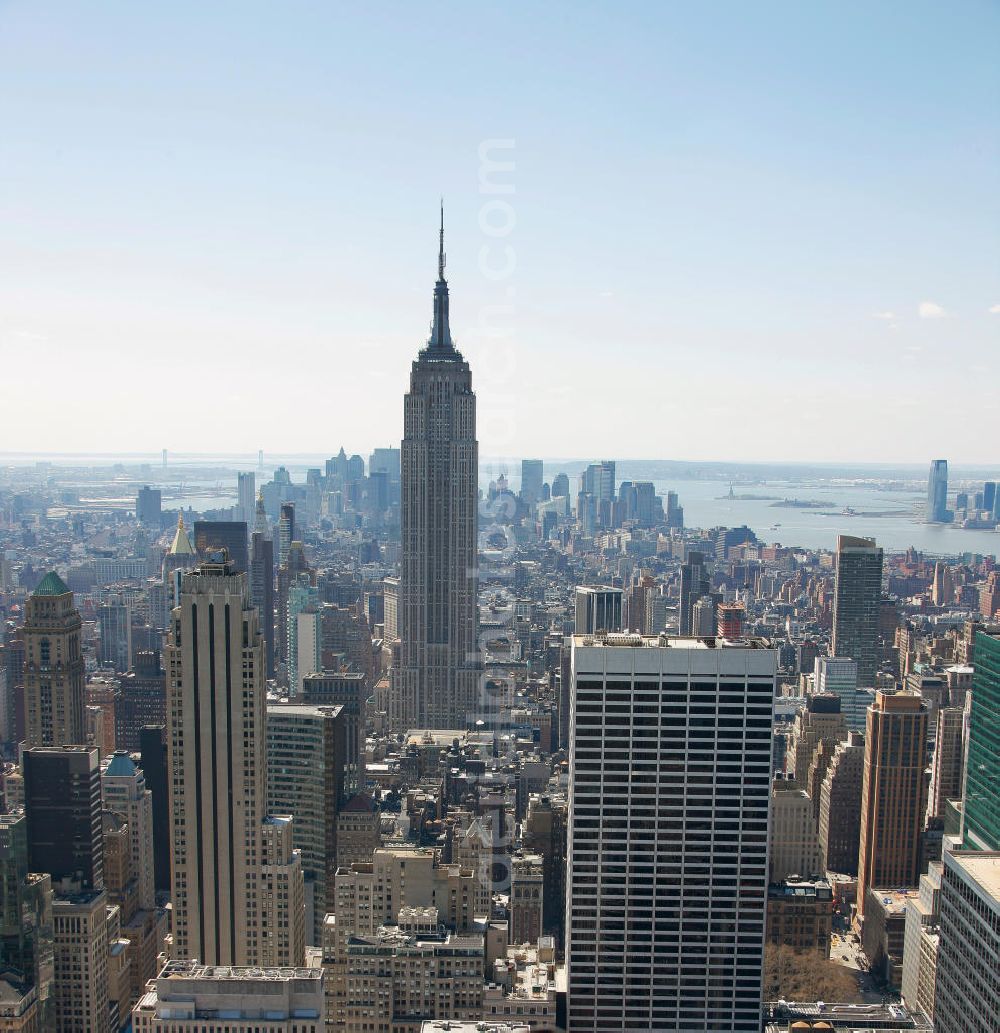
top-left (831, 534), bottom-right (884, 688)
top-left (139, 724), bottom-right (171, 896)
top-left (679, 551), bottom-right (710, 636)
top-left (22, 746), bottom-right (103, 892)
top-left (0, 812), bottom-right (54, 1024)
top-left (193, 520), bottom-right (249, 574)
top-left (250, 511), bottom-right (275, 680)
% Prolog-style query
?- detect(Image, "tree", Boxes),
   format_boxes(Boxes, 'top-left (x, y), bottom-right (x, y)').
top-left (764, 943), bottom-right (864, 1002)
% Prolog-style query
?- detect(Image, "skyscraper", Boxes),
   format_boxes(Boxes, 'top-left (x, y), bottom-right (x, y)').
top-left (831, 534), bottom-right (884, 688)
top-left (369, 447), bottom-right (401, 515)
top-left (22, 572), bottom-right (85, 749)
top-left (964, 630), bottom-right (1000, 850)
top-left (678, 550), bottom-right (710, 636)
top-left (162, 514), bottom-right (198, 610)
top-left (193, 520), bottom-right (249, 575)
top-left (573, 586), bottom-right (623, 635)
top-left (301, 672), bottom-right (365, 796)
top-left (101, 750), bottom-right (155, 911)
top-left (138, 725), bottom-right (171, 897)
top-left (390, 208), bottom-right (480, 731)
top-left (567, 635), bottom-right (774, 1032)
top-left (580, 461), bottom-right (615, 502)
top-left (927, 706), bottom-right (966, 823)
top-left (236, 471), bottom-right (255, 525)
top-left (249, 512), bottom-right (275, 679)
top-left (115, 649), bottom-right (166, 751)
top-left (266, 702), bottom-right (347, 946)
top-left (856, 691), bottom-right (928, 921)
top-left (818, 731), bottom-right (865, 876)
top-left (278, 502), bottom-right (295, 568)
top-left (22, 746), bottom-right (104, 892)
top-left (813, 656), bottom-right (864, 730)
top-left (52, 888), bottom-right (110, 1033)
top-left (97, 598), bottom-right (131, 673)
top-left (985, 480), bottom-right (997, 517)
top-left (520, 459), bottom-right (544, 505)
top-left (0, 813), bottom-right (54, 1024)
top-left (933, 850), bottom-right (1000, 1033)
top-left (927, 459), bottom-right (949, 522)
top-left (135, 486), bottom-right (162, 527)
top-left (259, 815), bottom-right (305, 967)
top-left (165, 554), bottom-right (266, 965)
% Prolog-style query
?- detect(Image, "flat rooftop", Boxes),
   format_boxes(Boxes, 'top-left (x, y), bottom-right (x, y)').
top-left (572, 632), bottom-right (771, 649)
top-left (266, 702), bottom-right (345, 717)
top-left (867, 888), bottom-right (917, 914)
top-left (160, 961), bottom-right (320, 981)
top-left (949, 851), bottom-right (1000, 903)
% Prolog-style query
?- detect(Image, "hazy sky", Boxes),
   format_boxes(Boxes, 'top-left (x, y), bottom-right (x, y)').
top-left (1, 1), bottom-right (997, 462)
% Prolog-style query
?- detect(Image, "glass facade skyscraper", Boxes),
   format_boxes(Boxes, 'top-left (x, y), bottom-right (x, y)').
top-left (964, 631), bottom-right (1000, 851)
top-left (927, 458), bottom-right (949, 522)
top-left (831, 535), bottom-right (884, 688)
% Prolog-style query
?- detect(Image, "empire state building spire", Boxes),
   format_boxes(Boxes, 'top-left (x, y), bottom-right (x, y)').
top-left (391, 207), bottom-right (481, 732)
top-left (429, 200), bottom-right (453, 351)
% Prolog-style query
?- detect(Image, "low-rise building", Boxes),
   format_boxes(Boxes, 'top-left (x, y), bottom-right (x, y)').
top-left (339, 918), bottom-right (484, 1033)
top-left (483, 939), bottom-right (559, 1032)
top-left (767, 877), bottom-right (834, 955)
top-left (422, 1024), bottom-right (529, 1033)
top-left (0, 979), bottom-right (39, 1033)
top-left (131, 961), bottom-right (324, 1033)
top-left (764, 999), bottom-right (931, 1031)
top-left (422, 1023), bottom-right (529, 1033)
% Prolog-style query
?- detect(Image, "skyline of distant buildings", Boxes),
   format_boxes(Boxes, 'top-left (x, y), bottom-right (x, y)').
top-left (0, 231), bottom-right (999, 1032)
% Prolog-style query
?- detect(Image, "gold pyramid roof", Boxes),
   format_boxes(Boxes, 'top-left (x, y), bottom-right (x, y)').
top-left (169, 513), bottom-right (196, 556)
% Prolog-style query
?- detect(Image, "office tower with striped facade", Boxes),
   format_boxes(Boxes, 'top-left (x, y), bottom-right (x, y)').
top-left (566, 633), bottom-right (775, 1032)
top-left (856, 691), bottom-right (928, 921)
top-left (165, 554), bottom-right (266, 965)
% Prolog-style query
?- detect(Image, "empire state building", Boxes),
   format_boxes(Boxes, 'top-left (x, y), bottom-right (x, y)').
top-left (390, 209), bottom-right (481, 731)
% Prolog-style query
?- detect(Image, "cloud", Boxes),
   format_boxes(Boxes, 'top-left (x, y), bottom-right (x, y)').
top-left (918, 301), bottom-right (947, 319)
top-left (989, 304), bottom-right (1000, 314)
top-left (872, 311), bottom-right (895, 320)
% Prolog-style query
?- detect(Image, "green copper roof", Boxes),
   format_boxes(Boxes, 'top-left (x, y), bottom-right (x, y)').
top-left (105, 751), bottom-right (137, 777)
top-left (33, 571), bottom-right (70, 596)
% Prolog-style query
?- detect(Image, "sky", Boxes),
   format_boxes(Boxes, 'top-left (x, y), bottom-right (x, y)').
top-left (1, 1), bottom-right (997, 463)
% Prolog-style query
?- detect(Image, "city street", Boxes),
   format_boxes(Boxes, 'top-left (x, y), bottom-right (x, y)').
top-left (831, 929), bottom-right (901, 1005)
